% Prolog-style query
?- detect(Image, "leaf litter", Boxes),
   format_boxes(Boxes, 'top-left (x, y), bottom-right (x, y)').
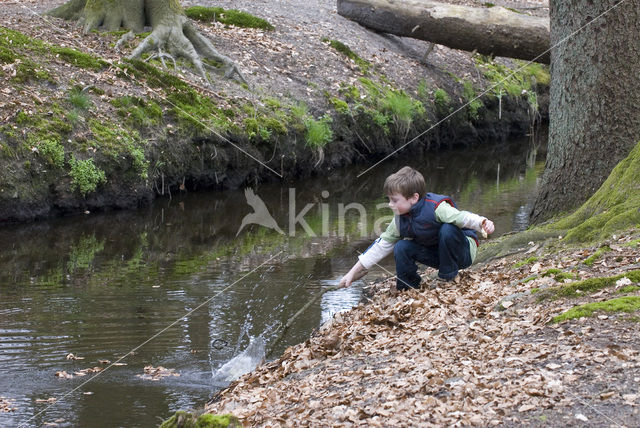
top-left (207, 231), bottom-right (640, 426)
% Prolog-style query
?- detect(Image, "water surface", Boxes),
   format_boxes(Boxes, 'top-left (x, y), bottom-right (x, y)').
top-left (0, 135), bottom-right (544, 427)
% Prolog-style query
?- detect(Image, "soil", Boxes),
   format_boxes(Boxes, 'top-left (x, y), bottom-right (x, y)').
top-left (206, 231), bottom-right (640, 427)
top-left (0, 0), bottom-right (548, 223)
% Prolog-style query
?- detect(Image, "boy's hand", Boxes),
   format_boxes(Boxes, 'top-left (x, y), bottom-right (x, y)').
top-left (338, 262), bottom-right (367, 288)
top-left (338, 272), bottom-right (355, 288)
top-left (482, 219), bottom-right (495, 236)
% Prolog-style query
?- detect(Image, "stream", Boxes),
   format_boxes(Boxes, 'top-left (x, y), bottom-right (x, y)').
top-left (1, 134), bottom-right (544, 427)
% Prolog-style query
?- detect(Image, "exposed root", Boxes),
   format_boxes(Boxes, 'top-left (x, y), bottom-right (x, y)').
top-left (313, 147), bottom-right (325, 168)
top-left (114, 30), bottom-right (135, 52)
top-left (183, 22), bottom-right (248, 85)
top-left (146, 50), bottom-right (177, 70)
top-left (128, 16), bottom-right (247, 87)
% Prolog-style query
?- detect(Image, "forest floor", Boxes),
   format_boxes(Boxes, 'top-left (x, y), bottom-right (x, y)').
top-left (206, 230), bottom-right (640, 427)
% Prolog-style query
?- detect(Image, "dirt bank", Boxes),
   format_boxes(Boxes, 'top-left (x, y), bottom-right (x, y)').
top-left (204, 231), bottom-right (640, 426)
top-left (0, 0), bottom-right (548, 223)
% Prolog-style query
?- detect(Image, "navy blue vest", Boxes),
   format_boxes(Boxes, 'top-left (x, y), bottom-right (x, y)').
top-left (396, 193), bottom-right (479, 247)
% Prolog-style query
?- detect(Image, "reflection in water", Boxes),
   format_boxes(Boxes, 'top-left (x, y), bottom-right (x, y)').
top-left (0, 134), bottom-right (545, 427)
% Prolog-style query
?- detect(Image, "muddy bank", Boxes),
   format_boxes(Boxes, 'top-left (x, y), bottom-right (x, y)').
top-left (0, 0), bottom-right (548, 223)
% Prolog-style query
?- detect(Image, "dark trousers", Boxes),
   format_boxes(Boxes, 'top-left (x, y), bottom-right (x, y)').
top-left (394, 223), bottom-right (472, 290)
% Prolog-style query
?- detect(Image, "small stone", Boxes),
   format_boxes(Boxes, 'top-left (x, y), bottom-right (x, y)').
top-left (575, 414), bottom-right (588, 422)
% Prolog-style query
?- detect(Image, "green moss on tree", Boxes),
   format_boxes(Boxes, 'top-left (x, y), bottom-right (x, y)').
top-left (554, 140), bottom-right (640, 242)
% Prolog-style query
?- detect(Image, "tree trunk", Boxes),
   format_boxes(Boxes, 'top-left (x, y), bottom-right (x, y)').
top-left (530, 0), bottom-right (640, 222)
top-left (337, 0), bottom-right (550, 63)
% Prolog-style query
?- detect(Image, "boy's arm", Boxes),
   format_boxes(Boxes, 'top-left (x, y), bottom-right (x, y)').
top-left (435, 202), bottom-right (495, 235)
top-left (339, 220), bottom-right (400, 288)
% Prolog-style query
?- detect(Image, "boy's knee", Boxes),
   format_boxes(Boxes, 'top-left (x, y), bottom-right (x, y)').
top-left (439, 223), bottom-right (458, 240)
top-left (394, 239), bottom-right (412, 256)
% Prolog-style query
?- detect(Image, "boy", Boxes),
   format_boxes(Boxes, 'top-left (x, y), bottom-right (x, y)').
top-left (339, 166), bottom-right (495, 291)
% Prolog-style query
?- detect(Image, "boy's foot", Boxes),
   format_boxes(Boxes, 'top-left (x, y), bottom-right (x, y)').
top-left (424, 276), bottom-right (457, 290)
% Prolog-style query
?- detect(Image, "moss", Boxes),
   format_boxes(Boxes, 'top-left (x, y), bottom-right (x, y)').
top-left (0, 47), bottom-right (19, 64)
top-left (88, 120), bottom-right (149, 179)
top-left (12, 59), bottom-right (53, 83)
top-left (554, 272), bottom-right (578, 282)
top-left (618, 285), bottom-right (640, 294)
top-left (513, 256), bottom-right (539, 268)
top-left (473, 55), bottom-right (549, 114)
top-left (110, 96), bottom-right (163, 128)
top-left (552, 296), bottom-right (640, 323)
top-left (461, 80), bottom-right (483, 120)
top-left (38, 138), bottom-right (65, 168)
top-left (519, 61), bottom-right (551, 86)
top-left (623, 238), bottom-right (640, 247)
top-left (530, 287), bottom-right (540, 294)
top-left (120, 59), bottom-right (192, 92)
top-left (339, 84), bottom-right (361, 101)
top-left (17, 105), bottom-right (73, 147)
top-left (359, 77), bottom-right (383, 99)
top-left (330, 97), bottom-right (350, 115)
top-left (51, 46), bottom-right (108, 70)
top-left (118, 59), bottom-right (234, 135)
top-left (159, 411), bottom-right (241, 428)
top-left (541, 269), bottom-right (577, 282)
top-left (544, 270), bottom-right (640, 299)
top-left (584, 246), bottom-right (611, 266)
top-left (0, 26), bottom-right (47, 54)
top-left (434, 88), bottom-right (451, 113)
top-left (184, 6), bottom-right (274, 30)
top-left (69, 156), bottom-right (106, 196)
top-left (323, 38), bottom-right (370, 73)
top-left (555, 139), bottom-right (640, 242)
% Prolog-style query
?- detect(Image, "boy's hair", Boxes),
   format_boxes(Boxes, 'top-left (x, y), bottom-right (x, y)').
top-left (383, 166), bottom-right (426, 199)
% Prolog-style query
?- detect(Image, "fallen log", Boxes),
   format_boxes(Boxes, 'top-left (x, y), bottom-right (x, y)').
top-left (337, 0), bottom-right (550, 63)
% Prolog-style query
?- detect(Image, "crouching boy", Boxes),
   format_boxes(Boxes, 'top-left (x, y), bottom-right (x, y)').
top-left (339, 166), bottom-right (495, 291)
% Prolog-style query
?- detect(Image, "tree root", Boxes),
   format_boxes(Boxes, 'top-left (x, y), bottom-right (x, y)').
top-left (115, 31), bottom-right (135, 52)
top-left (147, 50), bottom-right (177, 70)
top-left (128, 15), bottom-right (247, 86)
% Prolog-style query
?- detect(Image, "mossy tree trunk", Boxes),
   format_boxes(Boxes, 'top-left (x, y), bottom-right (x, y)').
top-left (47, 0), bottom-right (245, 83)
top-left (531, 0), bottom-right (640, 222)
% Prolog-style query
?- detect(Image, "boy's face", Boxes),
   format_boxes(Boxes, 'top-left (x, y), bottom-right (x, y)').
top-left (387, 192), bottom-right (419, 215)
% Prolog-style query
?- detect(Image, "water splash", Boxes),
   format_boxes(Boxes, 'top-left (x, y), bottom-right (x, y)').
top-left (212, 336), bottom-right (265, 385)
